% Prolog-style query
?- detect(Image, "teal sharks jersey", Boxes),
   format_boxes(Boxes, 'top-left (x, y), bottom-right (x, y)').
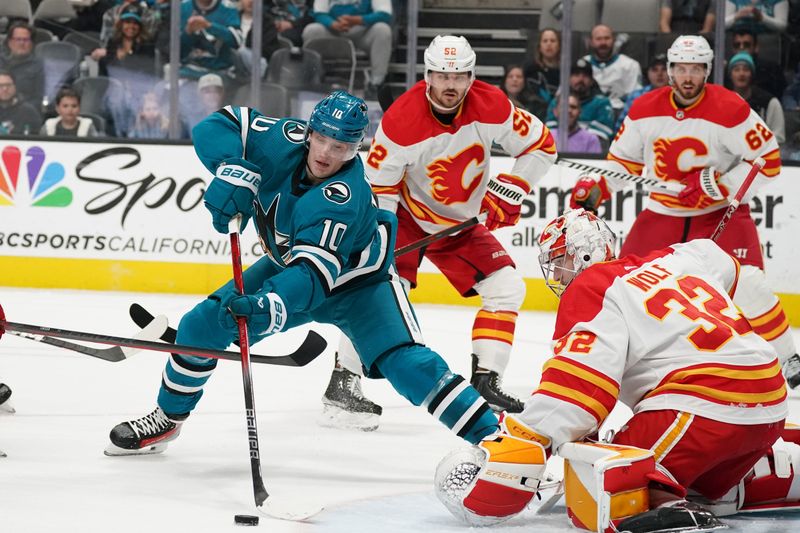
top-left (192, 105), bottom-right (395, 314)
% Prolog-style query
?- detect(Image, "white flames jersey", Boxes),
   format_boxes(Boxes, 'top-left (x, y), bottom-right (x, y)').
top-left (519, 239), bottom-right (787, 450)
top-left (365, 80), bottom-right (556, 234)
top-left (608, 84), bottom-right (782, 216)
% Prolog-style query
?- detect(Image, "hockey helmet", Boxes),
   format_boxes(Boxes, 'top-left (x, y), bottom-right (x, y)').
top-left (537, 208), bottom-right (616, 297)
top-left (667, 35), bottom-right (713, 82)
top-left (307, 90), bottom-right (369, 159)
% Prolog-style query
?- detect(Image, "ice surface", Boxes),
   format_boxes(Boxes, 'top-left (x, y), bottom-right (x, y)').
top-left (1, 288), bottom-right (798, 532)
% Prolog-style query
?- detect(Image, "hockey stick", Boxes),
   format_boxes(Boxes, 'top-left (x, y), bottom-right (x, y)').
top-left (5, 315), bottom-right (168, 362)
top-left (394, 212), bottom-right (488, 257)
top-left (128, 304), bottom-right (326, 367)
top-left (710, 157), bottom-right (765, 242)
top-left (227, 216), bottom-right (269, 508)
top-left (0, 306), bottom-right (326, 367)
top-left (556, 159), bottom-right (684, 193)
top-left (226, 217), bottom-right (322, 521)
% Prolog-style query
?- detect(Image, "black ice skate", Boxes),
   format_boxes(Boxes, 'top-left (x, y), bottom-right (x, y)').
top-left (0, 383), bottom-right (14, 414)
top-left (319, 365), bottom-right (382, 432)
top-left (470, 355), bottom-right (524, 413)
top-left (105, 407), bottom-right (186, 456)
top-left (784, 354), bottom-right (800, 389)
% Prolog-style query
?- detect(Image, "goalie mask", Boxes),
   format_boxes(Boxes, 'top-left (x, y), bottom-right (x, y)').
top-left (537, 209), bottom-right (616, 297)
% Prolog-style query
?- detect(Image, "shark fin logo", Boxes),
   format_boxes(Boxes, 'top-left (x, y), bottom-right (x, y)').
top-left (322, 182), bottom-right (351, 205)
top-left (0, 145), bottom-right (72, 207)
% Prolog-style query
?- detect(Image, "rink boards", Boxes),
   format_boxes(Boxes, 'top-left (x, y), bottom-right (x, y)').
top-left (1, 138), bottom-right (798, 323)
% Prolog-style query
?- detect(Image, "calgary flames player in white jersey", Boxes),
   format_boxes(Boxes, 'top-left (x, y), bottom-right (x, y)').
top-left (320, 34), bottom-right (556, 426)
top-left (570, 35), bottom-right (799, 390)
top-left (435, 209), bottom-right (800, 532)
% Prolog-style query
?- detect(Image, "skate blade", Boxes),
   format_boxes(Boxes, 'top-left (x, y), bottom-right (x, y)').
top-left (318, 404), bottom-right (379, 432)
top-left (104, 442), bottom-right (169, 456)
top-left (257, 498), bottom-right (323, 521)
top-left (0, 402), bottom-right (15, 415)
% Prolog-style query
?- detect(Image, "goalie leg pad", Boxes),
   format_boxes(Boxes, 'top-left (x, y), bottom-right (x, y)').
top-left (560, 442), bottom-right (684, 533)
top-left (739, 437), bottom-right (800, 513)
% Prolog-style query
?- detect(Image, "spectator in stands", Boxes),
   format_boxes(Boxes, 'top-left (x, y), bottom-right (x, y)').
top-left (301, 0), bottom-right (392, 99)
top-left (39, 87), bottom-right (99, 138)
top-left (729, 28), bottom-right (786, 99)
top-left (523, 28), bottom-right (560, 104)
top-left (94, 7), bottom-right (157, 77)
top-left (659, 0), bottom-right (716, 33)
top-left (549, 91), bottom-right (602, 154)
top-left (128, 91), bottom-right (171, 139)
top-left (727, 51), bottom-right (785, 143)
top-left (546, 58), bottom-right (615, 143)
top-left (0, 23), bottom-right (45, 108)
top-left (98, 0), bottom-right (159, 46)
top-left (269, 0), bottom-right (314, 47)
top-left (179, 0), bottom-right (243, 82)
top-left (583, 24), bottom-right (642, 110)
top-left (784, 63), bottom-right (800, 109)
top-left (616, 53), bottom-right (670, 129)
top-left (184, 72), bottom-right (225, 132)
top-left (237, 0), bottom-right (282, 78)
top-left (501, 64), bottom-right (547, 118)
top-left (725, 0), bottom-right (789, 33)
top-left (0, 70), bottom-right (42, 135)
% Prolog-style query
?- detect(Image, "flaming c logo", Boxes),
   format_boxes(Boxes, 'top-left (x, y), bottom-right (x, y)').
top-left (427, 144), bottom-right (485, 205)
top-left (652, 137), bottom-right (709, 181)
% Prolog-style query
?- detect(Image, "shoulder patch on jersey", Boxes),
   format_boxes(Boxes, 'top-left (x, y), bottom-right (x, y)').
top-left (282, 120), bottom-right (306, 143)
top-left (322, 181), bottom-right (351, 204)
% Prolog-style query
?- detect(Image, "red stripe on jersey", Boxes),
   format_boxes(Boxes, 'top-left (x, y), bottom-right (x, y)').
top-left (750, 308), bottom-right (789, 341)
top-left (520, 125), bottom-right (556, 156)
top-left (644, 359), bottom-right (787, 407)
top-left (728, 255), bottom-right (741, 298)
top-left (554, 248), bottom-right (674, 340)
top-left (372, 184), bottom-right (401, 196)
top-left (749, 150), bottom-right (781, 178)
top-left (627, 84), bottom-right (751, 129)
top-left (381, 80), bottom-right (512, 147)
top-left (536, 356), bottom-right (619, 424)
top-left (607, 152), bottom-right (645, 175)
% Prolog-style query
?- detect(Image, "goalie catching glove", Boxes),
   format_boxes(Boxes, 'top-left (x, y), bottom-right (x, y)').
top-left (677, 167), bottom-right (727, 209)
top-left (219, 289), bottom-right (287, 338)
top-left (435, 414), bottom-right (550, 526)
top-left (204, 157), bottom-right (262, 234)
top-left (570, 173), bottom-right (611, 212)
top-left (481, 173), bottom-right (531, 231)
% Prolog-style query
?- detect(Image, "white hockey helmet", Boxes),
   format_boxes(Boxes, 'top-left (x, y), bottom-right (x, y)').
top-left (537, 208), bottom-right (616, 297)
top-left (667, 35), bottom-right (714, 82)
top-left (434, 446), bottom-right (515, 527)
top-left (423, 35), bottom-right (476, 111)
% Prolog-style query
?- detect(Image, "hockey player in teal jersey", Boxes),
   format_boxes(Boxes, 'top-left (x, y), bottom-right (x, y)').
top-left (105, 91), bottom-right (499, 456)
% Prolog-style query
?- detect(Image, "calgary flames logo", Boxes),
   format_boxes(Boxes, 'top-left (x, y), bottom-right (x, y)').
top-left (427, 144), bottom-right (485, 205)
top-left (652, 137), bottom-right (709, 181)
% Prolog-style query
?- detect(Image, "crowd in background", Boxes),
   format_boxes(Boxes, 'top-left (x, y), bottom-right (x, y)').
top-left (1, 0), bottom-right (800, 160)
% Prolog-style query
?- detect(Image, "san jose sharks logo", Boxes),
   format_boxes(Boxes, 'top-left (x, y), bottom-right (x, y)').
top-left (282, 120), bottom-right (306, 144)
top-left (253, 196), bottom-right (291, 266)
top-left (322, 181), bottom-right (351, 205)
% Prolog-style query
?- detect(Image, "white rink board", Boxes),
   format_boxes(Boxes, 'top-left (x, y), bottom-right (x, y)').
top-left (0, 139), bottom-right (797, 292)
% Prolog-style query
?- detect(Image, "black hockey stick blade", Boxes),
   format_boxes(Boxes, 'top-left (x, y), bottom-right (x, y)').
top-left (128, 303), bottom-right (327, 367)
top-left (5, 314), bottom-right (168, 362)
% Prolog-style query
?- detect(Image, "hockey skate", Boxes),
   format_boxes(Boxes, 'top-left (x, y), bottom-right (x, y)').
top-left (783, 354), bottom-right (800, 389)
top-left (0, 383), bottom-right (14, 414)
top-left (319, 365), bottom-right (382, 432)
top-left (616, 500), bottom-right (727, 533)
top-left (105, 407), bottom-right (186, 456)
top-left (470, 355), bottom-right (524, 413)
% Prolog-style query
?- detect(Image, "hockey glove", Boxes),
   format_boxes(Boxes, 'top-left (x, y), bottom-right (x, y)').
top-left (218, 290), bottom-right (287, 338)
top-left (480, 173), bottom-right (531, 231)
top-left (569, 173), bottom-right (610, 212)
top-left (203, 158), bottom-right (262, 234)
top-left (677, 167), bottom-right (727, 209)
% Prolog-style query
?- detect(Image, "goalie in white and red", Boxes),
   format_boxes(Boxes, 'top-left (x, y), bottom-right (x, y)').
top-left (435, 209), bottom-right (800, 532)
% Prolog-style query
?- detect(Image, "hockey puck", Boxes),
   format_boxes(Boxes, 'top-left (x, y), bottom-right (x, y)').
top-left (234, 514), bottom-right (259, 526)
